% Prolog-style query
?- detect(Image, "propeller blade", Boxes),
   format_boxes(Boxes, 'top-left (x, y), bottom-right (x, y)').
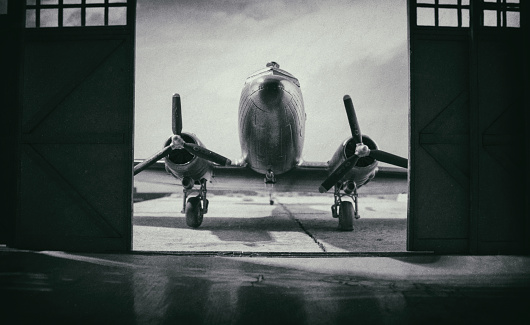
top-left (134, 145), bottom-right (172, 176)
top-left (172, 93), bottom-right (182, 135)
top-left (183, 143), bottom-right (232, 166)
top-left (319, 155), bottom-right (360, 193)
top-left (343, 95), bottom-right (362, 144)
top-left (135, 94), bottom-right (230, 175)
top-left (134, 142), bottom-right (231, 176)
top-left (369, 149), bottom-right (408, 169)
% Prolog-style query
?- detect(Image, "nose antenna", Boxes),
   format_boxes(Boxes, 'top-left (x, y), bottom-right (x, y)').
top-left (266, 61), bottom-right (280, 69)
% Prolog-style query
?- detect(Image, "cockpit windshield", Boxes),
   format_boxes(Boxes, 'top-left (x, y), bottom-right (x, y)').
top-left (245, 62), bottom-right (300, 87)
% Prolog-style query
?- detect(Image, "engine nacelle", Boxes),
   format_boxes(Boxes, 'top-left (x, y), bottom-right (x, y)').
top-left (327, 135), bottom-right (379, 188)
top-left (164, 132), bottom-right (213, 183)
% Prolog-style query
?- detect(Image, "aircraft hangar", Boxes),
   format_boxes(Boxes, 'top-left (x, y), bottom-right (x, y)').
top-left (1, 0), bottom-right (527, 254)
top-left (0, 1), bottom-right (529, 323)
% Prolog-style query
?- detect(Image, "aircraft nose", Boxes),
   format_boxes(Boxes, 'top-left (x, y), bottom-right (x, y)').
top-left (250, 76), bottom-right (292, 111)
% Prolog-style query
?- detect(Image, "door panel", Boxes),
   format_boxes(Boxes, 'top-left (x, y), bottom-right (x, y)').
top-left (476, 36), bottom-right (526, 253)
top-left (409, 34), bottom-right (470, 253)
top-left (408, 0), bottom-right (528, 253)
top-left (14, 0), bottom-right (136, 252)
top-left (0, 1), bottom-right (22, 245)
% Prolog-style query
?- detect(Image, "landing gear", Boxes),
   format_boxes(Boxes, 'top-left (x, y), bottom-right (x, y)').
top-left (182, 178), bottom-right (209, 228)
top-left (338, 201), bottom-right (354, 231)
top-left (331, 181), bottom-right (360, 231)
top-left (265, 169), bottom-right (276, 205)
top-left (185, 196), bottom-right (203, 228)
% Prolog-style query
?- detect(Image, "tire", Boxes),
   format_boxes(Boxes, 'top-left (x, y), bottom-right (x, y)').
top-left (185, 196), bottom-right (203, 228)
top-left (338, 201), bottom-right (354, 231)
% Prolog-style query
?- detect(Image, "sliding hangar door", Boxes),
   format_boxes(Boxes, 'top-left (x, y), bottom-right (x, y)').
top-left (1, 0), bottom-right (136, 252)
top-left (408, 0), bottom-right (529, 254)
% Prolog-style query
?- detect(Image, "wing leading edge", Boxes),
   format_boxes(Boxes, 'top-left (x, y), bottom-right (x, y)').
top-left (134, 160), bottom-right (406, 195)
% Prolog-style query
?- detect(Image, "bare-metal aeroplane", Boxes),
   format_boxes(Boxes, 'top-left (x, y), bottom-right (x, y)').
top-left (134, 62), bottom-right (408, 231)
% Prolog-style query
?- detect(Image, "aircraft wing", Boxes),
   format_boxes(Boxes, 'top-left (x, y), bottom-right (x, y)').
top-left (134, 160), bottom-right (407, 195)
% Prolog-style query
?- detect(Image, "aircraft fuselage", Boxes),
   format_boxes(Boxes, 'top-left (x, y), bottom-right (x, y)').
top-left (238, 63), bottom-right (305, 175)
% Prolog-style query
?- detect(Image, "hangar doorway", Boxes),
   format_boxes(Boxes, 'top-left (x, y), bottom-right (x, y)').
top-left (132, 1), bottom-right (410, 253)
top-left (5, 1), bottom-right (528, 254)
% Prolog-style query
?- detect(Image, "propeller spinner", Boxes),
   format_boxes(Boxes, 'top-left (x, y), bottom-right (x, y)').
top-left (318, 95), bottom-right (407, 193)
top-left (133, 94), bottom-right (231, 176)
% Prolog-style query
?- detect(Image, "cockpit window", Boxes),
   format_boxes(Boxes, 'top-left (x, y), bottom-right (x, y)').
top-left (245, 63), bottom-right (300, 87)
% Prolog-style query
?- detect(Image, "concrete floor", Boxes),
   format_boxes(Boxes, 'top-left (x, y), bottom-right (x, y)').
top-left (1, 246), bottom-right (529, 324)
top-left (134, 193), bottom-right (408, 252)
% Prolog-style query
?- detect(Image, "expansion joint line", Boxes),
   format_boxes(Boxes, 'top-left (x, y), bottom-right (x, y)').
top-left (277, 202), bottom-right (327, 252)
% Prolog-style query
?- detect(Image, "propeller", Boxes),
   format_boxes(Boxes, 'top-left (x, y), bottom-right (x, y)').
top-left (344, 95), bottom-right (362, 144)
top-left (369, 150), bottom-right (407, 169)
top-left (318, 95), bottom-right (407, 193)
top-left (133, 94), bottom-right (231, 176)
top-left (133, 146), bottom-right (173, 176)
top-left (172, 93), bottom-right (182, 135)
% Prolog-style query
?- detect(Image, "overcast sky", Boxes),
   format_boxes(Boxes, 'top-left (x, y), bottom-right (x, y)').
top-left (134, 0), bottom-right (409, 163)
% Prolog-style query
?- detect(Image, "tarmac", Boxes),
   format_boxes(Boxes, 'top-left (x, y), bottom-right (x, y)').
top-left (1, 247), bottom-right (529, 324)
top-left (133, 192), bottom-right (408, 253)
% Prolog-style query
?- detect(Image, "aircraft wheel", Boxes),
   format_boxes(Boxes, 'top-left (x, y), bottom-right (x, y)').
top-left (338, 201), bottom-right (354, 231)
top-left (185, 196), bottom-right (204, 228)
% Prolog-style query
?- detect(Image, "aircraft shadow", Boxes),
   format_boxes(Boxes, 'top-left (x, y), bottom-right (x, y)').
top-left (134, 202), bottom-right (407, 251)
top-left (134, 214), bottom-right (302, 243)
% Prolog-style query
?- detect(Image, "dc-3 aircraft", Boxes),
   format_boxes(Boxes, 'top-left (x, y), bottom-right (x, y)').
top-left (134, 62), bottom-right (408, 231)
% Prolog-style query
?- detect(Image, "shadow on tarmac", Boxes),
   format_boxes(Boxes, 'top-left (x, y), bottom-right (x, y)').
top-left (134, 202), bottom-right (407, 252)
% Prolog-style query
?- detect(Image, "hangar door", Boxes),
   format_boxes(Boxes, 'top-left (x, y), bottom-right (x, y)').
top-left (0, 1), bottom-right (20, 245)
top-left (408, 0), bottom-right (528, 253)
top-left (13, 0), bottom-right (136, 252)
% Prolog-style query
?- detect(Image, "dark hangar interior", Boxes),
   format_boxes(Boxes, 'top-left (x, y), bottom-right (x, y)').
top-left (0, 1), bottom-right (529, 323)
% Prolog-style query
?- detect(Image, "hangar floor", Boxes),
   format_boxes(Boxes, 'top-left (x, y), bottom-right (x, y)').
top-left (133, 192), bottom-right (408, 253)
top-left (1, 247), bottom-right (529, 324)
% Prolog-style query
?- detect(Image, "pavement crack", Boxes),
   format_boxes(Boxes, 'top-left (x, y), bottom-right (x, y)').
top-left (278, 202), bottom-right (327, 252)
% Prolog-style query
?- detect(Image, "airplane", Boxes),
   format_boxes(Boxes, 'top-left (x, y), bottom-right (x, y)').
top-left (134, 62), bottom-right (408, 231)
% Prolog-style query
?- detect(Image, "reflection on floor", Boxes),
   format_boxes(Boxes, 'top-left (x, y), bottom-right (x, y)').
top-left (1, 247), bottom-right (529, 324)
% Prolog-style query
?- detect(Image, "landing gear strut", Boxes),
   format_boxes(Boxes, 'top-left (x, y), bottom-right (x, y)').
top-left (182, 178), bottom-right (209, 228)
top-left (331, 181), bottom-right (360, 231)
top-left (265, 169), bottom-right (276, 205)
